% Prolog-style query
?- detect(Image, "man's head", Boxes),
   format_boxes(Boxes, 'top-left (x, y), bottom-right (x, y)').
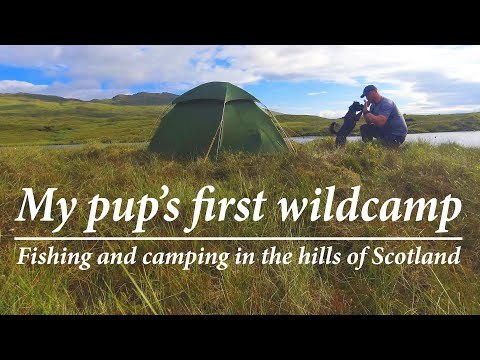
top-left (360, 85), bottom-right (380, 102)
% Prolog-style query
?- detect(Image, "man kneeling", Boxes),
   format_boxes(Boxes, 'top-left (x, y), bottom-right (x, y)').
top-left (360, 85), bottom-right (408, 148)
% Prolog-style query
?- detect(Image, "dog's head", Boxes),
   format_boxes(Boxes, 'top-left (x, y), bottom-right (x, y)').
top-left (349, 101), bottom-right (364, 112)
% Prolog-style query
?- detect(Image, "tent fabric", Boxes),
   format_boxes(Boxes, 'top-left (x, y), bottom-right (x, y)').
top-left (148, 82), bottom-right (289, 158)
top-left (172, 81), bottom-right (259, 104)
top-left (148, 101), bottom-right (223, 156)
top-left (221, 100), bottom-right (288, 153)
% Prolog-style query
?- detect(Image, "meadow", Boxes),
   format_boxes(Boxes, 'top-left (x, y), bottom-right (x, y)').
top-left (0, 139), bottom-right (478, 314)
top-left (1, 93), bottom-right (479, 146)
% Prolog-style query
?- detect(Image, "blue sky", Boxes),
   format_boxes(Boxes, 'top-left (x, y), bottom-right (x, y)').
top-left (1, 45), bottom-right (479, 118)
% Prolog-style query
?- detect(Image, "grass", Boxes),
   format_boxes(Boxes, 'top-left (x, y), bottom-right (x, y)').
top-left (1, 93), bottom-right (479, 146)
top-left (0, 139), bottom-right (478, 314)
top-left (0, 94), bottom-right (162, 146)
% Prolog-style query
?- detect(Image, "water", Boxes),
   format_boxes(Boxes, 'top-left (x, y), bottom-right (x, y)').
top-left (289, 131), bottom-right (480, 148)
top-left (2, 132), bottom-right (479, 150)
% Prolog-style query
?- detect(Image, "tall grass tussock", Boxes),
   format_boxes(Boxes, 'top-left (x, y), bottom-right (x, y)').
top-left (0, 139), bottom-right (478, 314)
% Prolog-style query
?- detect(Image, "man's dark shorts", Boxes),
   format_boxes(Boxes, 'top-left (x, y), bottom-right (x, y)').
top-left (360, 124), bottom-right (406, 148)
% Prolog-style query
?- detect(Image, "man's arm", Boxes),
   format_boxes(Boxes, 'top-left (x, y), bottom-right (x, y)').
top-left (364, 112), bottom-right (387, 127)
top-left (363, 100), bottom-right (388, 127)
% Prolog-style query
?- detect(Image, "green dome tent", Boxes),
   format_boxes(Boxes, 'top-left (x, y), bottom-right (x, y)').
top-left (148, 82), bottom-right (294, 158)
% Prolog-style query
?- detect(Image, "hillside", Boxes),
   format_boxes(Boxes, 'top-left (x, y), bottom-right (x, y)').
top-left (276, 114), bottom-right (334, 136)
top-left (0, 93), bottom-right (163, 145)
top-left (5, 92), bottom-right (84, 103)
top-left (92, 92), bottom-right (178, 105)
top-left (0, 92), bottom-right (479, 146)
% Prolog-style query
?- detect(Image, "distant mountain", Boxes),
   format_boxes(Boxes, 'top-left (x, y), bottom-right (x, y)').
top-left (0, 91), bottom-right (179, 106)
top-left (6, 92), bottom-right (84, 103)
top-left (92, 92), bottom-right (178, 105)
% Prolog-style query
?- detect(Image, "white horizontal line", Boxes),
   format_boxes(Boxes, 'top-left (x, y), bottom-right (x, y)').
top-left (14, 237), bottom-right (463, 241)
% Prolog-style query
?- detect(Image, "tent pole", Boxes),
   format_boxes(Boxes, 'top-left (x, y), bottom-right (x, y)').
top-left (204, 120), bottom-right (223, 163)
top-left (215, 97), bottom-right (227, 160)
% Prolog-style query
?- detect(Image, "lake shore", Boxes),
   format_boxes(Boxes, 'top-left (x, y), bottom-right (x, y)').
top-left (2, 131), bottom-right (479, 149)
top-left (289, 131), bottom-right (480, 148)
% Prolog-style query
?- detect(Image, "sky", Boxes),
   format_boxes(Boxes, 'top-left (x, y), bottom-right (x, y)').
top-left (1, 45), bottom-right (479, 119)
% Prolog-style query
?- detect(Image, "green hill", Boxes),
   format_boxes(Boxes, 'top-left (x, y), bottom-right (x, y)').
top-left (0, 92), bottom-right (479, 146)
top-left (5, 92), bottom-right (84, 103)
top-left (276, 114), bottom-right (334, 136)
top-left (0, 93), bottom-right (164, 145)
top-left (92, 92), bottom-right (178, 106)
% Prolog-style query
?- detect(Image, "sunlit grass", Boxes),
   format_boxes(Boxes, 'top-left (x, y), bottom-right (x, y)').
top-left (0, 139), bottom-right (478, 314)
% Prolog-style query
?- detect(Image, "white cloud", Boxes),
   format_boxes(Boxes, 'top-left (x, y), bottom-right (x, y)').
top-left (46, 80), bottom-right (131, 100)
top-left (0, 79), bottom-right (129, 101)
top-left (402, 104), bottom-right (480, 115)
top-left (0, 45), bottom-right (480, 113)
top-left (0, 80), bottom-right (48, 93)
top-left (218, 45), bottom-right (480, 85)
top-left (8, 45), bottom-right (479, 89)
top-left (270, 105), bottom-right (314, 115)
top-left (307, 91), bottom-right (327, 96)
top-left (318, 110), bottom-right (344, 119)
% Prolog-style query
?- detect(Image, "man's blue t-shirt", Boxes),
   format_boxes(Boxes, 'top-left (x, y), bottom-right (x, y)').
top-left (370, 97), bottom-right (408, 137)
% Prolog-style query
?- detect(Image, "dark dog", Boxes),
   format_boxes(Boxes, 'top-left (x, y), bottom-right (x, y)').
top-left (329, 101), bottom-right (364, 147)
